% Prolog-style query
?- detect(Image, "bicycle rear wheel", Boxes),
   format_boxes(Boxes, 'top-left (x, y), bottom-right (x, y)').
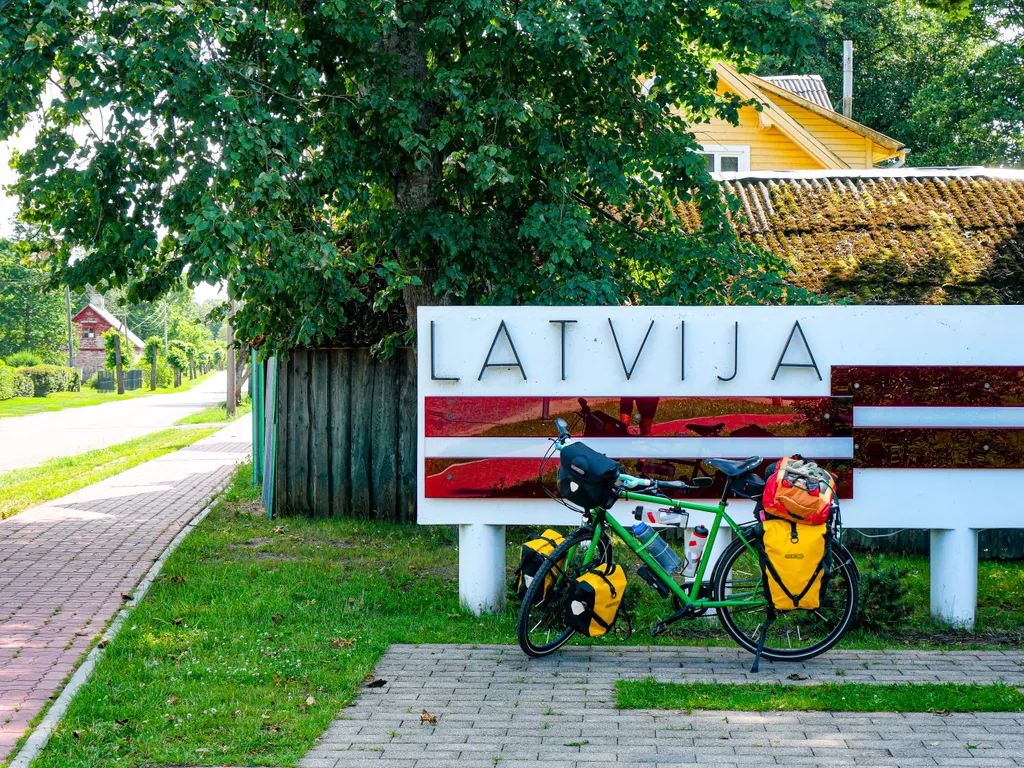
top-left (516, 527), bottom-right (610, 658)
top-left (712, 533), bottom-right (859, 662)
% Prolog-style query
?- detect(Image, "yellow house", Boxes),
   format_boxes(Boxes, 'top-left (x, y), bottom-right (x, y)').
top-left (690, 63), bottom-right (906, 173)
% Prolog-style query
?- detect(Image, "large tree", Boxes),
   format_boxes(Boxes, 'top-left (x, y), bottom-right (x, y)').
top-left (0, 238), bottom-right (67, 361)
top-left (1, 1), bottom-right (812, 356)
top-left (758, 0), bottom-right (1022, 167)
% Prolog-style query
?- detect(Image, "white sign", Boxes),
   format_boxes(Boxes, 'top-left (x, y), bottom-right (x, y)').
top-left (418, 306), bottom-right (1024, 526)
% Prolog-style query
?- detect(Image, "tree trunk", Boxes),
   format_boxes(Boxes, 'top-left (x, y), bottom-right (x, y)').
top-left (114, 335), bottom-right (124, 395)
top-left (226, 318), bottom-right (236, 420)
top-left (383, 21), bottom-right (449, 330)
top-left (174, 369), bottom-right (182, 388)
top-left (150, 358), bottom-right (157, 390)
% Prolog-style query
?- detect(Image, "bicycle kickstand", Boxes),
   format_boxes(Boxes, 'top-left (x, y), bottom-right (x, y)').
top-left (750, 613), bottom-right (775, 674)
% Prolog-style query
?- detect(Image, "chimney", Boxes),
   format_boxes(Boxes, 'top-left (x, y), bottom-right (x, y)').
top-left (842, 40), bottom-right (853, 119)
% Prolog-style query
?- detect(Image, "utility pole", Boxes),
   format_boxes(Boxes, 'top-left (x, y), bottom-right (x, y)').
top-left (65, 286), bottom-right (74, 370)
top-left (163, 299), bottom-right (168, 354)
top-left (114, 334), bottom-right (125, 395)
top-left (226, 306), bottom-right (236, 419)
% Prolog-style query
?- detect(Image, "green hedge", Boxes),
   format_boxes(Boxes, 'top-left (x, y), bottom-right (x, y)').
top-left (0, 362), bottom-right (33, 400)
top-left (19, 365), bottom-right (82, 397)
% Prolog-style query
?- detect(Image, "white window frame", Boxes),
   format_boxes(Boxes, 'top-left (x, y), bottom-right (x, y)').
top-left (699, 144), bottom-right (751, 174)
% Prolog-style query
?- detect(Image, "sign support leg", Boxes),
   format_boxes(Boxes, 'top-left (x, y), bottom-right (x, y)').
top-left (929, 527), bottom-right (977, 629)
top-left (459, 524), bottom-right (506, 615)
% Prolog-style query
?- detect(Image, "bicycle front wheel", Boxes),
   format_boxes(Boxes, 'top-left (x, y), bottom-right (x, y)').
top-left (516, 526), bottom-right (609, 658)
top-left (712, 534), bottom-right (859, 662)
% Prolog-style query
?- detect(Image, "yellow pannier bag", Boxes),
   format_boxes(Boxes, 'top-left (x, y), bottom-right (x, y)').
top-left (564, 562), bottom-right (627, 637)
top-left (514, 529), bottom-right (565, 603)
top-left (762, 519), bottom-right (830, 611)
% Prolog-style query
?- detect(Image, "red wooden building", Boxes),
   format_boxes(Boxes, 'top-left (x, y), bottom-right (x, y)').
top-left (71, 303), bottom-right (145, 379)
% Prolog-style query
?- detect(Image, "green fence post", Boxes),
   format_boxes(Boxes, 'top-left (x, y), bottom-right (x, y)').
top-left (251, 349), bottom-right (263, 485)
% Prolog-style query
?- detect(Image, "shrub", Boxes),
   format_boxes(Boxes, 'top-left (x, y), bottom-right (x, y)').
top-left (0, 363), bottom-right (33, 400)
top-left (83, 372), bottom-right (100, 390)
top-left (854, 557), bottom-right (913, 633)
top-left (0, 362), bottom-right (18, 400)
top-left (19, 365), bottom-right (81, 397)
top-left (4, 351), bottom-right (44, 367)
top-left (14, 373), bottom-right (32, 397)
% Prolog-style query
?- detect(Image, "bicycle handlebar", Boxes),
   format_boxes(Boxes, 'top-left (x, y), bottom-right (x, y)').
top-left (550, 431), bottom-right (713, 492)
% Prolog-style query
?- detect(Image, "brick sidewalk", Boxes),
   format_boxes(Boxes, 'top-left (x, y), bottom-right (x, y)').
top-left (301, 644), bottom-right (1024, 768)
top-left (0, 418), bottom-right (251, 761)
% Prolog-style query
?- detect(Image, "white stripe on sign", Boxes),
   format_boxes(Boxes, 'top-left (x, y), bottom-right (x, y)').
top-left (854, 406), bottom-right (1024, 428)
top-left (424, 436), bottom-right (854, 459)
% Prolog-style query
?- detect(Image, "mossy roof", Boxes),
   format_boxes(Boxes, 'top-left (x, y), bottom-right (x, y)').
top-left (676, 169), bottom-right (1024, 304)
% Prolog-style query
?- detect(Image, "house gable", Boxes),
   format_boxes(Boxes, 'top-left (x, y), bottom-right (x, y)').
top-left (688, 63), bottom-right (905, 172)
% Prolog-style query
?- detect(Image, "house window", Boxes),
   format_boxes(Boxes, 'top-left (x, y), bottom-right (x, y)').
top-left (699, 144), bottom-right (750, 174)
top-left (84, 327), bottom-right (95, 339)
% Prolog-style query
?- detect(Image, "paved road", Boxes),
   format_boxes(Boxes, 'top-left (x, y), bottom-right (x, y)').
top-left (0, 417), bottom-right (251, 761)
top-left (302, 644), bottom-right (1024, 767)
top-left (0, 372), bottom-right (228, 472)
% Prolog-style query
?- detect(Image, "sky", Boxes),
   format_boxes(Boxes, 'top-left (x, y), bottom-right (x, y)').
top-left (0, 131), bottom-right (225, 302)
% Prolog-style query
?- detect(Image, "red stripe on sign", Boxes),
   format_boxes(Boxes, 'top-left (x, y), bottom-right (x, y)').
top-left (833, 366), bottom-right (1024, 407)
top-left (425, 458), bottom-right (854, 500)
top-left (854, 428), bottom-right (1024, 468)
top-left (425, 396), bottom-right (851, 438)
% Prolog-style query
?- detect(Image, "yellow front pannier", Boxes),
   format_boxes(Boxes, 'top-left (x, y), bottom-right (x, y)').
top-left (762, 519), bottom-right (830, 611)
top-left (514, 529), bottom-right (565, 603)
top-left (564, 563), bottom-right (627, 637)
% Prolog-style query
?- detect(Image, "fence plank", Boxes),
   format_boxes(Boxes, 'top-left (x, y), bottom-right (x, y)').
top-left (371, 353), bottom-right (399, 521)
top-left (397, 348), bottom-right (417, 522)
top-left (349, 349), bottom-right (374, 517)
top-left (329, 349), bottom-right (351, 518)
top-left (289, 350), bottom-right (310, 516)
top-left (262, 358), bottom-right (277, 512)
top-left (274, 356), bottom-right (290, 515)
top-left (310, 350), bottom-right (331, 518)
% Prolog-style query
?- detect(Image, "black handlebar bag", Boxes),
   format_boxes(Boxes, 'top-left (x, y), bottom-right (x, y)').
top-left (557, 443), bottom-right (622, 510)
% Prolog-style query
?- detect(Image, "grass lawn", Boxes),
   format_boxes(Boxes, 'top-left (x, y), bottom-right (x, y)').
top-left (616, 679), bottom-right (1024, 712)
top-left (0, 371), bottom-right (215, 419)
top-left (31, 464), bottom-right (1024, 767)
top-left (175, 395), bottom-right (252, 425)
top-left (0, 427), bottom-right (219, 520)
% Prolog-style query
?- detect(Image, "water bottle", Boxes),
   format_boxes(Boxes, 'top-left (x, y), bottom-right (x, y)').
top-left (682, 525), bottom-right (709, 577)
top-left (632, 523), bottom-right (683, 574)
top-left (641, 508), bottom-right (687, 527)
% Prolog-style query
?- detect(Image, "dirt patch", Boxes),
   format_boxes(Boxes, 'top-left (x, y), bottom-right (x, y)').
top-left (228, 537), bottom-right (276, 549)
top-left (252, 552), bottom-right (301, 562)
top-left (225, 499), bottom-right (265, 518)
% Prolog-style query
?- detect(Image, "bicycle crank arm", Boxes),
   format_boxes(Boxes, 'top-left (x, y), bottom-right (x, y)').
top-left (650, 604), bottom-right (696, 637)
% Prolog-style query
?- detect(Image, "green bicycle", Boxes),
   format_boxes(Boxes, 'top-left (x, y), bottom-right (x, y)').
top-left (516, 418), bottom-right (859, 666)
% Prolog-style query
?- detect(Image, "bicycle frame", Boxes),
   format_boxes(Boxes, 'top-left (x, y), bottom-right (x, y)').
top-left (571, 490), bottom-right (766, 610)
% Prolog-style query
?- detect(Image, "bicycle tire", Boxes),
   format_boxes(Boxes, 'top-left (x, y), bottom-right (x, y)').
top-left (516, 527), bottom-right (607, 658)
top-left (712, 534), bottom-right (859, 662)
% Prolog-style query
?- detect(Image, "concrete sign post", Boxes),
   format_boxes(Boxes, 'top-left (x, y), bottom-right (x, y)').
top-left (417, 306), bottom-right (1024, 625)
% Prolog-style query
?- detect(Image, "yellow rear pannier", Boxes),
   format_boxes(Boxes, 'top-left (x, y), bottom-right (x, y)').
top-left (564, 563), bottom-right (627, 637)
top-left (762, 519), bottom-right (830, 611)
top-left (514, 529), bottom-right (565, 603)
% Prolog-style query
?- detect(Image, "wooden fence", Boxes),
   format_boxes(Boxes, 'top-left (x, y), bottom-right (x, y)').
top-left (269, 347), bottom-right (1024, 557)
top-left (272, 347), bottom-right (417, 520)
